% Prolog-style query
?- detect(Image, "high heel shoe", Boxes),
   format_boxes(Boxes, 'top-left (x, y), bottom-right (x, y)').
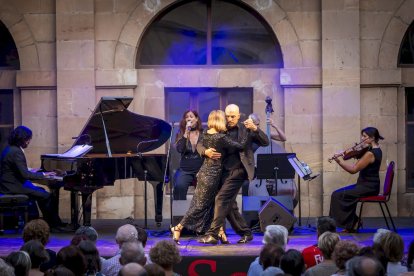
top-left (218, 230), bottom-right (230, 244)
top-left (170, 225), bottom-right (182, 245)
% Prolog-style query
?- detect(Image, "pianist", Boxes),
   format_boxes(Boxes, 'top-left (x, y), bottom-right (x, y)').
top-left (0, 126), bottom-right (64, 231)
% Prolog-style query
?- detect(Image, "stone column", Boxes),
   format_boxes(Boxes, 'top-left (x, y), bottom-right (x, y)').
top-left (56, 0), bottom-right (96, 219)
top-left (322, 0), bottom-right (361, 214)
top-left (56, 0), bottom-right (96, 151)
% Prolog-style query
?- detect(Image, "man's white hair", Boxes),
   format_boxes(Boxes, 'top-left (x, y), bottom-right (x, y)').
top-left (116, 224), bottom-right (138, 244)
top-left (372, 228), bottom-right (391, 245)
top-left (225, 104), bottom-right (239, 113)
top-left (262, 225), bottom-right (289, 249)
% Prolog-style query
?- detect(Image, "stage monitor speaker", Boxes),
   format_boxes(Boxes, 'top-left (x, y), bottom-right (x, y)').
top-left (242, 195), bottom-right (293, 228)
top-left (258, 197), bottom-right (296, 232)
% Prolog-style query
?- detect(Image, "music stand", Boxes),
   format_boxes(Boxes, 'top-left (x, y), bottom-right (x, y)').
top-left (256, 153), bottom-right (296, 196)
top-left (287, 154), bottom-right (318, 227)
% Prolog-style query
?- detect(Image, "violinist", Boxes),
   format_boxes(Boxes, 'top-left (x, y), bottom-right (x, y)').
top-left (329, 127), bottom-right (384, 233)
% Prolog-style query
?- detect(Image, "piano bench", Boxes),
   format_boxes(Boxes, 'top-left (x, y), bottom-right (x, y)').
top-left (0, 194), bottom-right (30, 235)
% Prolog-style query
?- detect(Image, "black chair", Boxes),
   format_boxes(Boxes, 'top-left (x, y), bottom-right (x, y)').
top-left (0, 193), bottom-right (29, 234)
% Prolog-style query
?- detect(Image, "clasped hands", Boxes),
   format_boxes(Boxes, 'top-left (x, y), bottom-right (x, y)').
top-left (243, 118), bottom-right (258, 131)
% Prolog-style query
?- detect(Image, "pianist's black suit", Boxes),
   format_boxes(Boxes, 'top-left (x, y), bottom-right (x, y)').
top-left (0, 145), bottom-right (57, 226)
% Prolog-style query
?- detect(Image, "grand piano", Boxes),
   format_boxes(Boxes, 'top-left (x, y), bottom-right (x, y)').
top-left (41, 97), bottom-right (172, 228)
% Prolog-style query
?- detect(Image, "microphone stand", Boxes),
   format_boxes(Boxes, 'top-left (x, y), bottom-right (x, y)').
top-left (166, 122), bottom-right (175, 230)
top-left (136, 139), bottom-right (158, 229)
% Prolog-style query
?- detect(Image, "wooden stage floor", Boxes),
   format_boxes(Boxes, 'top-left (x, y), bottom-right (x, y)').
top-left (0, 218), bottom-right (413, 275)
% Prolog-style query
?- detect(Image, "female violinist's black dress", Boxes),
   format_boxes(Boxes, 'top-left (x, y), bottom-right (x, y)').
top-left (179, 132), bottom-right (247, 233)
top-left (329, 148), bottom-right (382, 229)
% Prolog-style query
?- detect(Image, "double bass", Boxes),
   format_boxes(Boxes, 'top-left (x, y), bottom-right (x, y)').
top-left (248, 97), bottom-right (297, 201)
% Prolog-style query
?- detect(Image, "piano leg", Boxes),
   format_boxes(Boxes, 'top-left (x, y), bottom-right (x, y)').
top-left (81, 193), bottom-right (92, 226)
top-left (70, 191), bottom-right (92, 229)
top-left (70, 191), bottom-right (80, 229)
top-left (151, 182), bottom-right (163, 227)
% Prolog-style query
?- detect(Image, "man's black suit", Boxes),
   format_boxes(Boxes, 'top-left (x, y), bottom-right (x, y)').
top-left (198, 122), bottom-right (269, 238)
top-left (0, 145), bottom-right (54, 224)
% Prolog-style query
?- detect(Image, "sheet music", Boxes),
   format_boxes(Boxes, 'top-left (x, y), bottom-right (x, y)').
top-left (288, 155), bottom-right (312, 178)
top-left (43, 144), bottom-right (93, 158)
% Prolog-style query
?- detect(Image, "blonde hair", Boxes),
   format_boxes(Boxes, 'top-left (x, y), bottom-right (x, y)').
top-left (207, 110), bottom-right (227, 132)
top-left (318, 231), bottom-right (341, 259)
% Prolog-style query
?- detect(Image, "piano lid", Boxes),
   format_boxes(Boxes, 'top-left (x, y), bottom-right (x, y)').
top-left (73, 97), bottom-right (172, 154)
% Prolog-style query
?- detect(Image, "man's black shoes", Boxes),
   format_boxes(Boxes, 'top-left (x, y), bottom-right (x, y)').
top-left (198, 235), bottom-right (218, 245)
top-left (237, 234), bottom-right (253, 244)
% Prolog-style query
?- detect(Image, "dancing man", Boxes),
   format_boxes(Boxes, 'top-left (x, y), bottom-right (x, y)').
top-left (198, 104), bottom-right (269, 244)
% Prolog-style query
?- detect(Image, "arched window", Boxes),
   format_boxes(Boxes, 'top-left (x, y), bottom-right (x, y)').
top-left (0, 21), bottom-right (19, 70)
top-left (398, 20), bottom-right (414, 66)
top-left (137, 0), bottom-right (283, 67)
top-left (0, 21), bottom-right (19, 150)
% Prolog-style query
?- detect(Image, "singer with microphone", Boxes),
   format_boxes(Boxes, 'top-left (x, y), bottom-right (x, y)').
top-left (173, 110), bottom-right (203, 200)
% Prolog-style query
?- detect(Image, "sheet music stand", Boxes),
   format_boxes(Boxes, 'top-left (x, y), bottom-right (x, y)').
top-left (287, 154), bottom-right (318, 227)
top-left (256, 154), bottom-right (295, 196)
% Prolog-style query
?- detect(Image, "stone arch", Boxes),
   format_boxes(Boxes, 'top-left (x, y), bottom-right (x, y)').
top-left (242, 0), bottom-right (303, 68)
top-left (378, 0), bottom-right (414, 68)
top-left (0, 0), bottom-right (40, 70)
top-left (114, 0), bottom-right (303, 69)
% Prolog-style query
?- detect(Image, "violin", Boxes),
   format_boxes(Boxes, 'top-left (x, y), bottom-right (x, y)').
top-left (328, 139), bottom-right (371, 163)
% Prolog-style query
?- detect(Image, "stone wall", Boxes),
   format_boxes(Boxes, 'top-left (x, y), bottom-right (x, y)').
top-left (0, 0), bottom-right (413, 220)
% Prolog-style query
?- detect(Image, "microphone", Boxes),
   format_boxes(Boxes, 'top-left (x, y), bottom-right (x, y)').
top-left (186, 121), bottom-right (192, 131)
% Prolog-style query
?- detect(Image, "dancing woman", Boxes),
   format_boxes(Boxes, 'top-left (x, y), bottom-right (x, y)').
top-left (171, 110), bottom-right (248, 244)
top-left (329, 127), bottom-right (383, 232)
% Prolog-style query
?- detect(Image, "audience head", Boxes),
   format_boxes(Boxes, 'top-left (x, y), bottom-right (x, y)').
top-left (56, 245), bottom-right (87, 276)
top-left (0, 258), bottom-right (14, 276)
top-left (136, 226), bottom-right (148, 248)
top-left (346, 256), bottom-right (385, 276)
top-left (78, 240), bottom-right (101, 275)
top-left (408, 240), bottom-right (414, 271)
top-left (372, 228), bottom-right (391, 245)
top-left (6, 251), bottom-right (31, 276)
top-left (8, 126), bottom-right (32, 148)
top-left (318, 231), bottom-right (341, 260)
top-left (120, 241), bottom-right (146, 266)
top-left (44, 265), bottom-right (76, 276)
top-left (358, 245), bottom-right (387, 272)
top-left (262, 225), bottom-right (289, 249)
top-left (332, 240), bottom-right (360, 271)
top-left (74, 226), bottom-right (99, 244)
top-left (144, 263), bottom-right (165, 276)
top-left (149, 240), bottom-right (182, 271)
top-left (380, 231), bottom-right (405, 262)
top-left (259, 243), bottom-right (285, 270)
top-left (119, 262), bottom-right (147, 276)
top-left (22, 219), bottom-right (50, 246)
top-left (317, 216), bottom-right (336, 236)
top-left (115, 224), bottom-right (138, 247)
top-left (280, 249), bottom-right (305, 276)
top-left (20, 240), bottom-right (49, 269)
